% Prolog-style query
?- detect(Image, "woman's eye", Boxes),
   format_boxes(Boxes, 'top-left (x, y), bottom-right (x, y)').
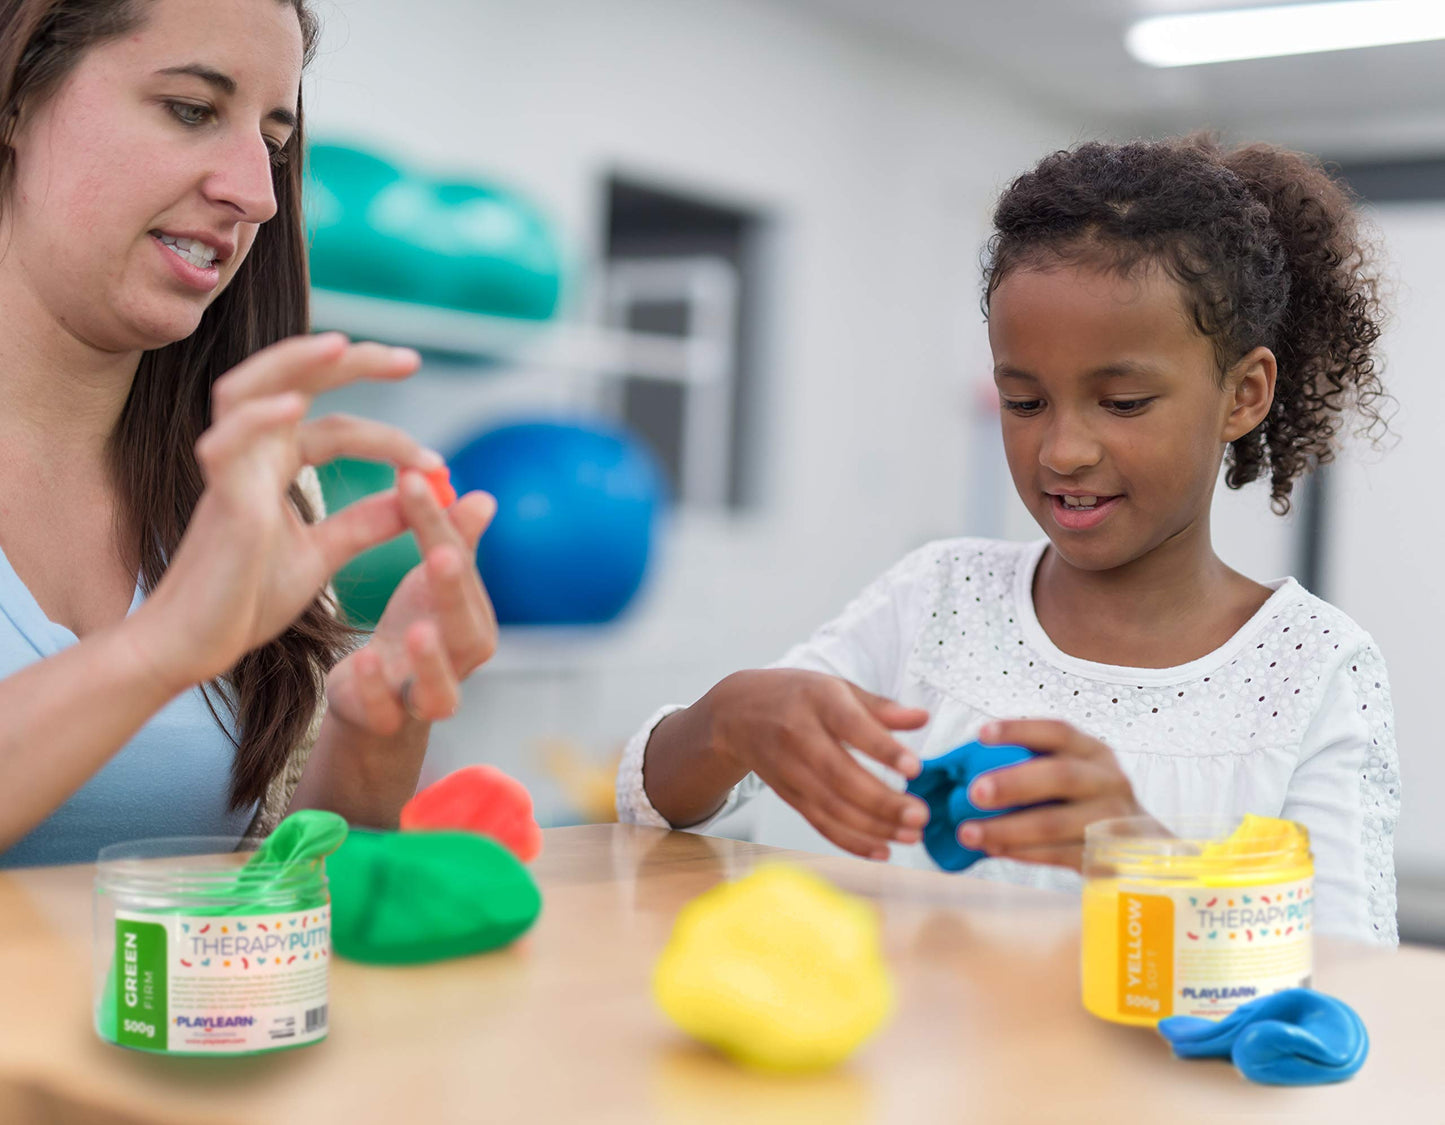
top-left (1001, 399), bottom-right (1044, 415)
top-left (167, 101), bottom-right (215, 127)
top-left (1106, 398), bottom-right (1155, 415)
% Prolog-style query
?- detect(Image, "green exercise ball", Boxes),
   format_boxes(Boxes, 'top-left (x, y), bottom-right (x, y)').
top-left (315, 458), bottom-right (419, 629)
top-left (305, 144), bottom-right (429, 303)
top-left (413, 181), bottom-right (562, 320)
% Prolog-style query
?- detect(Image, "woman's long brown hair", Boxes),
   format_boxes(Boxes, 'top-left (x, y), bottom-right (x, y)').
top-left (0, 0), bottom-right (357, 811)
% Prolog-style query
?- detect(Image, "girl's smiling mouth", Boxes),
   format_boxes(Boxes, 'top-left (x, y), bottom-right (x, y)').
top-left (1048, 491), bottom-right (1124, 530)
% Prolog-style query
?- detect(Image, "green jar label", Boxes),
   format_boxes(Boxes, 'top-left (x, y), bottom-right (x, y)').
top-left (116, 917), bottom-right (168, 1049)
top-left (114, 906), bottom-right (330, 1054)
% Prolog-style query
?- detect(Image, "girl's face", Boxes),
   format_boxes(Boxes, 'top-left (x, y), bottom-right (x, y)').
top-left (3, 0), bottom-right (304, 353)
top-left (987, 262), bottom-right (1272, 573)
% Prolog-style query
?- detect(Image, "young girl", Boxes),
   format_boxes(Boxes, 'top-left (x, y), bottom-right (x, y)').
top-left (0, 0), bottom-right (497, 865)
top-left (620, 136), bottom-right (1399, 947)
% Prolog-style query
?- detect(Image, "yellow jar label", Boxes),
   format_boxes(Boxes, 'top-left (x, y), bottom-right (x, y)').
top-left (1112, 877), bottom-right (1313, 1022)
top-left (1117, 892), bottom-right (1174, 1019)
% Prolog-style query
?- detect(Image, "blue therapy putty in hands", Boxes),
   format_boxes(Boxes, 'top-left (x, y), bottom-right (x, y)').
top-left (1158, 989), bottom-right (1369, 1086)
top-left (906, 741), bottom-right (1039, 871)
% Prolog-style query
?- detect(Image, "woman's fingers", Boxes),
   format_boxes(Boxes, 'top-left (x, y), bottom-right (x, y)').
top-left (194, 393), bottom-right (308, 490)
top-left (398, 470), bottom-right (469, 554)
top-left (446, 492), bottom-right (500, 631)
top-left (309, 490), bottom-right (408, 574)
top-left (211, 335), bottom-right (422, 419)
top-left (402, 620), bottom-right (460, 721)
top-left (422, 543), bottom-right (494, 668)
top-left (342, 646), bottom-right (408, 737)
top-left (298, 414), bottom-right (442, 474)
top-left (209, 333), bottom-right (343, 418)
top-left (397, 474), bottom-right (497, 664)
top-left (448, 491), bottom-right (498, 552)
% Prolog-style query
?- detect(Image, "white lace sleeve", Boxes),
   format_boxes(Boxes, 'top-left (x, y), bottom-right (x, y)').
top-left (615, 705), bottom-right (683, 828)
top-left (615, 704), bottom-right (767, 830)
top-left (1281, 640), bottom-right (1400, 946)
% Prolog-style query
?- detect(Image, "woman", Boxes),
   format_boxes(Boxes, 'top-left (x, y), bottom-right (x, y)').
top-left (0, 0), bottom-right (498, 864)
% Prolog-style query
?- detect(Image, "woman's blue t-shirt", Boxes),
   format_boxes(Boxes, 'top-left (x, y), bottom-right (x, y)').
top-left (0, 545), bottom-right (255, 868)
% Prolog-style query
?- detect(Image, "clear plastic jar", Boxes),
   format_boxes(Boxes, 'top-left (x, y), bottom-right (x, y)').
top-left (94, 836), bottom-right (332, 1055)
top-left (1081, 816), bottom-right (1314, 1027)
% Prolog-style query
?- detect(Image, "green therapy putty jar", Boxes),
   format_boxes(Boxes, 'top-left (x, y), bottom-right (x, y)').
top-left (93, 834), bottom-right (334, 1056)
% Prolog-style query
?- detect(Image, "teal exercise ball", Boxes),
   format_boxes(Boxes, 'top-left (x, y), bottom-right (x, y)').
top-left (305, 143), bottom-right (429, 302)
top-left (306, 142), bottom-right (564, 319)
top-left (413, 182), bottom-right (563, 320)
top-left (315, 458), bottom-right (420, 628)
top-left (448, 421), bottom-right (666, 625)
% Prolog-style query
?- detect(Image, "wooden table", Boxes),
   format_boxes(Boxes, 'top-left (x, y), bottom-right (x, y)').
top-left (1, 824), bottom-right (1441, 1123)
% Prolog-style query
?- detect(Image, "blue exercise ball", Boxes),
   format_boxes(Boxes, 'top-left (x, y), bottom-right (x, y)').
top-left (448, 421), bottom-right (666, 625)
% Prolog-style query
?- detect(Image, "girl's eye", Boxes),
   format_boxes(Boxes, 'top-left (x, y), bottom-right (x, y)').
top-left (1106, 398), bottom-right (1155, 415)
top-left (1001, 399), bottom-right (1044, 415)
top-left (266, 138), bottom-right (290, 167)
top-left (167, 101), bottom-right (215, 127)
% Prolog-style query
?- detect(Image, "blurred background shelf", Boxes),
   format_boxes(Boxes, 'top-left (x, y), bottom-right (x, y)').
top-left (310, 287), bottom-right (725, 384)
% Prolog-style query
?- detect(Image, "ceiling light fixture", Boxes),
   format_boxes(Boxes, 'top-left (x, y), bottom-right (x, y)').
top-left (1127, 0), bottom-right (1445, 68)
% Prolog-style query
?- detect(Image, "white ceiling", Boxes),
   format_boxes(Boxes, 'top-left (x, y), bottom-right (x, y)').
top-left (775, 0), bottom-right (1445, 158)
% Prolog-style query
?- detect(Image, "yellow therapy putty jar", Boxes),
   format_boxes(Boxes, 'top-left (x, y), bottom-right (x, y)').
top-left (93, 837), bottom-right (332, 1056)
top-left (1081, 815), bottom-right (1314, 1027)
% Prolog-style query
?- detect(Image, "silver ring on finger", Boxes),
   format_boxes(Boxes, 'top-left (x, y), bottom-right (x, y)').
top-left (398, 676), bottom-right (423, 721)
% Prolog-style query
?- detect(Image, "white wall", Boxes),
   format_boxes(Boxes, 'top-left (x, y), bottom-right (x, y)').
top-left (1324, 203), bottom-right (1445, 888)
top-left (302, 0), bottom-right (1076, 819)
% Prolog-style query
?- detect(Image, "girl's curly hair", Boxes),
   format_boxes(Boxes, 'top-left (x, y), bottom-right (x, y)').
top-left (983, 134), bottom-right (1388, 514)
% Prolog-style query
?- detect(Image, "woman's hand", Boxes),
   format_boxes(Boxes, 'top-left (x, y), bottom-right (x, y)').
top-left (324, 471), bottom-right (499, 734)
top-left (134, 333), bottom-right (437, 689)
top-left (698, 669), bottom-right (931, 860)
top-left (959, 718), bottom-right (1144, 870)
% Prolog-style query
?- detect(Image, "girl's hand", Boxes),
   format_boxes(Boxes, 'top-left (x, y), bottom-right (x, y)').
top-left (960, 719), bottom-right (1144, 870)
top-left (324, 472), bottom-right (499, 734)
top-left (135, 333), bottom-right (436, 688)
top-left (702, 669), bottom-right (931, 860)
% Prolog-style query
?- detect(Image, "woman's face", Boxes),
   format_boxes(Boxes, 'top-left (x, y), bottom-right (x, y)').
top-left (988, 262), bottom-right (1248, 573)
top-left (4, 0), bottom-right (304, 352)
